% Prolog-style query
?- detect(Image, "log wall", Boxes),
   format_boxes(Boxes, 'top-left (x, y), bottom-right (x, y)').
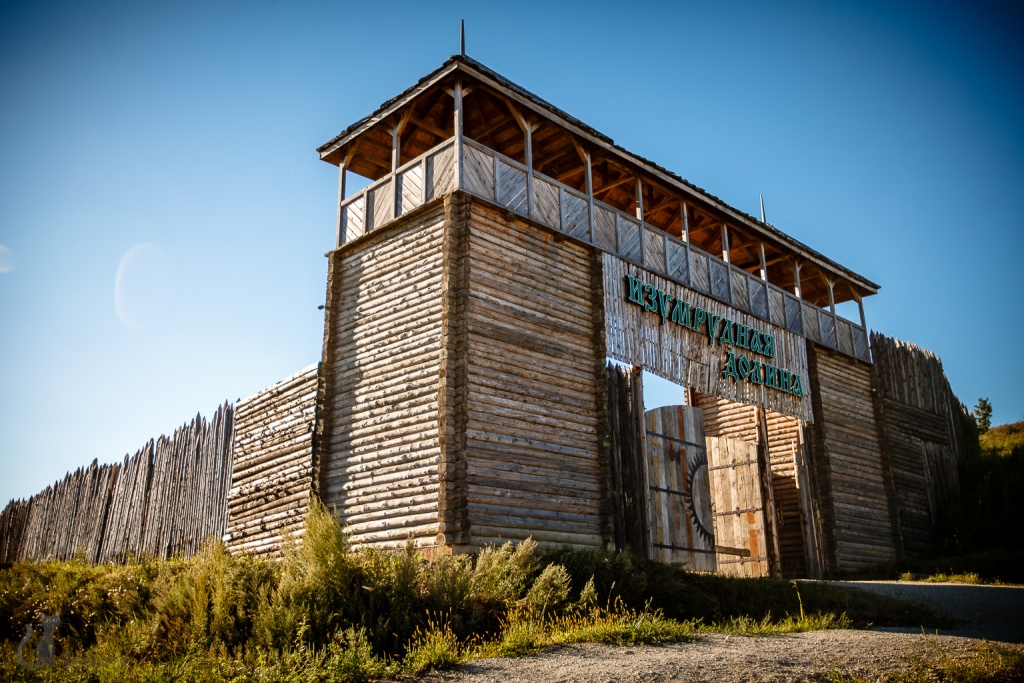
top-left (319, 200), bottom-right (448, 549)
top-left (0, 405), bottom-right (234, 564)
top-left (461, 201), bottom-right (604, 550)
top-left (224, 365), bottom-right (318, 557)
top-left (870, 332), bottom-right (964, 558)
top-left (806, 345), bottom-right (896, 572)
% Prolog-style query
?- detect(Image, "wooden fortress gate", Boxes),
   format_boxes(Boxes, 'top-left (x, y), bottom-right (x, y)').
top-left (307, 53), bottom-right (920, 577)
top-left (0, 55), bottom-right (968, 574)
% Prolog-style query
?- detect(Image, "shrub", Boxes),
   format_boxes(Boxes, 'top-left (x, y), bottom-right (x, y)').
top-left (149, 542), bottom-right (275, 655)
top-left (254, 498), bottom-right (360, 650)
top-left (471, 538), bottom-right (540, 606)
top-left (525, 564), bottom-right (571, 616)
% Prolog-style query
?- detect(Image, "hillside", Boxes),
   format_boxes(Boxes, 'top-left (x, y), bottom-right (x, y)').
top-left (980, 420), bottom-right (1024, 456)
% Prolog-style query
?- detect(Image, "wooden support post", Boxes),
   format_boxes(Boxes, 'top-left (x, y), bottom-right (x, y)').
top-left (334, 147), bottom-right (356, 248)
top-left (721, 223), bottom-right (731, 264)
top-left (524, 120), bottom-right (534, 219)
top-left (854, 291), bottom-right (867, 329)
top-left (391, 124), bottom-right (401, 217)
top-left (391, 127), bottom-right (400, 173)
top-left (584, 150), bottom-right (595, 243)
top-left (793, 260), bottom-right (802, 298)
top-left (682, 201), bottom-right (692, 278)
top-left (454, 80), bottom-right (464, 192)
top-left (635, 177), bottom-right (646, 266)
top-left (389, 109), bottom-right (412, 218)
top-left (335, 157), bottom-right (347, 248)
top-left (826, 276), bottom-right (839, 347)
top-left (759, 242), bottom-right (768, 281)
top-left (570, 137), bottom-right (594, 243)
top-left (506, 101), bottom-right (537, 220)
top-left (681, 201), bottom-right (690, 244)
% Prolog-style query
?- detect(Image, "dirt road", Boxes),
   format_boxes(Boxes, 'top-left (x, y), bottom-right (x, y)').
top-left (827, 580), bottom-right (1024, 643)
top-left (418, 631), bottom-right (993, 682)
top-left (413, 582), bottom-right (1023, 682)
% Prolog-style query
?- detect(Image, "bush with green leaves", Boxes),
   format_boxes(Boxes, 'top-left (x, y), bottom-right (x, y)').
top-left (0, 495), bottom-right (949, 681)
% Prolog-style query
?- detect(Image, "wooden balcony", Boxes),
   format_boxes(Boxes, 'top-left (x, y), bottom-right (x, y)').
top-left (335, 134), bottom-right (871, 364)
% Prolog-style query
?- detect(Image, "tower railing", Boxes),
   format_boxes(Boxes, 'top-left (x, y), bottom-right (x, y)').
top-left (336, 135), bottom-right (870, 363)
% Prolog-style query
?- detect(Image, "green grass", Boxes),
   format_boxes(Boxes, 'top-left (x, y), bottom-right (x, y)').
top-left (823, 641), bottom-right (1024, 683)
top-left (0, 497), bottom-right (948, 682)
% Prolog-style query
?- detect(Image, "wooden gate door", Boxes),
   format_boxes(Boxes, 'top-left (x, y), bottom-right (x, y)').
top-left (706, 436), bottom-right (769, 577)
top-left (645, 406), bottom-right (717, 571)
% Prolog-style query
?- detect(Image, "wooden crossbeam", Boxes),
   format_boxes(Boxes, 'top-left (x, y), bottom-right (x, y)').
top-left (593, 174), bottom-right (634, 197)
top-left (535, 146), bottom-right (578, 174)
top-left (353, 135), bottom-right (392, 157)
top-left (473, 113), bottom-right (514, 141)
top-left (555, 166), bottom-right (584, 183)
top-left (641, 197), bottom-right (678, 216)
top-left (408, 115), bottom-right (450, 140)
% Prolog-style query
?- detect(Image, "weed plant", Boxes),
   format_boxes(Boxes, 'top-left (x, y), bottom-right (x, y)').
top-left (1, 498), bottom-right (944, 682)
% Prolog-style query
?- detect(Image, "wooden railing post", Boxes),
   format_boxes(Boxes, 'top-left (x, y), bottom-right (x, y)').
top-left (635, 177), bottom-right (645, 267)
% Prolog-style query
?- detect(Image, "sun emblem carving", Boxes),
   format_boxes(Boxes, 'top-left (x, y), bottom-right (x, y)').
top-left (683, 450), bottom-right (715, 546)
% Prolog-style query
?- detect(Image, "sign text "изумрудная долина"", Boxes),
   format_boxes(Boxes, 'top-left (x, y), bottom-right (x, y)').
top-left (625, 275), bottom-right (804, 398)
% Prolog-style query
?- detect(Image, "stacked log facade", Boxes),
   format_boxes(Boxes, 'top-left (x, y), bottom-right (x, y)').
top-left (461, 201), bottom-right (604, 550)
top-left (806, 346), bottom-right (897, 572)
top-left (318, 201), bottom-right (448, 549)
top-left (870, 332), bottom-right (965, 558)
top-left (224, 365), bottom-right (318, 557)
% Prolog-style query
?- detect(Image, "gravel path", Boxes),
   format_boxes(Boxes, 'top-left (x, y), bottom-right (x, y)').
top-left (828, 580), bottom-right (1024, 643)
top-left (415, 631), bottom-right (993, 683)
top-left (404, 582), bottom-right (1024, 682)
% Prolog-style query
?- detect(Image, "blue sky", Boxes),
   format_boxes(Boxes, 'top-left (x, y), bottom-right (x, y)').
top-left (1, 0), bottom-right (1022, 505)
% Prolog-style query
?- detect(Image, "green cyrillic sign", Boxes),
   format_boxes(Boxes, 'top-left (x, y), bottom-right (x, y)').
top-left (624, 274), bottom-right (804, 399)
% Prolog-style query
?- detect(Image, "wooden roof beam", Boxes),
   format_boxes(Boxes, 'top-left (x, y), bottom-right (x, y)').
top-left (593, 171), bottom-right (635, 195)
top-left (407, 115), bottom-right (450, 141)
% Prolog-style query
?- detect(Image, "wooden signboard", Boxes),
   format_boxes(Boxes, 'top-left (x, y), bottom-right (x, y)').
top-left (604, 254), bottom-right (812, 422)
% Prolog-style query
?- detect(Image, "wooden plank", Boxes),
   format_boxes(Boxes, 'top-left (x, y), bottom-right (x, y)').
top-left (462, 143), bottom-right (495, 201)
top-left (617, 215), bottom-right (642, 263)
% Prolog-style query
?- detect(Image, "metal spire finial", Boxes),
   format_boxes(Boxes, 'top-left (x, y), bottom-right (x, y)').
top-left (759, 194), bottom-right (766, 223)
top-left (460, 20), bottom-right (465, 57)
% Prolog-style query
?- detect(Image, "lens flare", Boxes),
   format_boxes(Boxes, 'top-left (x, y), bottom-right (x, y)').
top-left (114, 243), bottom-right (170, 329)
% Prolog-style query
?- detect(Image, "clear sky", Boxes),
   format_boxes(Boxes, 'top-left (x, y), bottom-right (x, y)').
top-left (1, 0), bottom-right (1022, 505)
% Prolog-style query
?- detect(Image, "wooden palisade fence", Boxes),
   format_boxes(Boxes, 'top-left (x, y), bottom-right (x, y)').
top-left (0, 404), bottom-right (234, 564)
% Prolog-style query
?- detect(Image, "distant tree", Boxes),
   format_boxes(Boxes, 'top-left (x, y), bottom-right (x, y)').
top-left (974, 397), bottom-right (993, 433)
